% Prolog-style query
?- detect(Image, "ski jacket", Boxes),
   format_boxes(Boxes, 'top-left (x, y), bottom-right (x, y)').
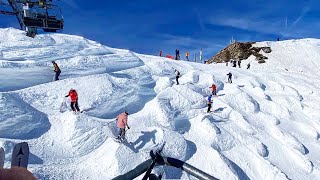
top-left (207, 95), bottom-right (212, 104)
top-left (185, 52), bottom-right (189, 57)
top-left (117, 112), bottom-right (128, 129)
top-left (211, 84), bottom-right (216, 91)
top-left (53, 63), bottom-right (60, 72)
top-left (227, 73), bottom-right (232, 78)
top-left (175, 70), bottom-right (180, 77)
top-left (66, 90), bottom-right (78, 102)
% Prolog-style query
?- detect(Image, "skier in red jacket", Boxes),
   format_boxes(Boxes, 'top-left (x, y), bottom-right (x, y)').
top-left (65, 89), bottom-right (80, 113)
top-left (210, 84), bottom-right (217, 96)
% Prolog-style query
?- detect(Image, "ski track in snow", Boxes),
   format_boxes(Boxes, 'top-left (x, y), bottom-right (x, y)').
top-left (0, 28), bottom-right (320, 179)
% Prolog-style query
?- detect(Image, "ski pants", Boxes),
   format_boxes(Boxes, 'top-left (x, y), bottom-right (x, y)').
top-left (207, 104), bottom-right (212, 113)
top-left (176, 76), bottom-right (179, 85)
top-left (70, 101), bottom-right (80, 112)
top-left (212, 90), bottom-right (217, 96)
top-left (118, 128), bottom-right (125, 138)
top-left (54, 70), bottom-right (61, 81)
top-left (228, 77), bottom-right (232, 83)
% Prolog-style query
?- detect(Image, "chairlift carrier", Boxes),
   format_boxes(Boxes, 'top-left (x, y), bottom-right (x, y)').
top-left (0, 0), bottom-right (64, 37)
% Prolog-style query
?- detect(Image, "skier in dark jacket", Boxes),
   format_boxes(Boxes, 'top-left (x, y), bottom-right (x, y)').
top-left (52, 61), bottom-right (61, 81)
top-left (227, 72), bottom-right (232, 83)
top-left (175, 69), bottom-right (180, 85)
top-left (207, 95), bottom-right (213, 113)
top-left (233, 60), bottom-right (237, 67)
top-left (65, 89), bottom-right (80, 113)
top-left (238, 60), bottom-right (241, 68)
top-left (175, 49), bottom-right (180, 60)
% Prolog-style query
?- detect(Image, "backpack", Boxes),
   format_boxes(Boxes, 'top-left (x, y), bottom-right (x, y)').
top-left (177, 71), bottom-right (180, 76)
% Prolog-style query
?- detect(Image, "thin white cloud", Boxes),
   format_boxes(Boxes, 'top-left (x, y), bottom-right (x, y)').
top-left (207, 16), bottom-right (283, 35)
top-left (289, 4), bottom-right (311, 29)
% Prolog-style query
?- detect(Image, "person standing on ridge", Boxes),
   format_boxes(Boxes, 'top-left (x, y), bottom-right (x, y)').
top-left (247, 62), bottom-right (251, 69)
top-left (207, 95), bottom-right (213, 113)
top-left (238, 60), bottom-right (241, 68)
top-left (227, 72), bottom-right (232, 83)
top-left (233, 60), bottom-right (237, 67)
top-left (65, 88), bottom-right (80, 113)
top-left (200, 49), bottom-right (203, 63)
top-left (52, 61), bottom-right (61, 81)
top-left (175, 69), bottom-right (180, 85)
top-left (185, 51), bottom-right (189, 61)
top-left (159, 50), bottom-right (162, 57)
top-left (116, 111), bottom-right (130, 141)
top-left (210, 83), bottom-right (217, 96)
top-left (175, 49), bottom-right (180, 60)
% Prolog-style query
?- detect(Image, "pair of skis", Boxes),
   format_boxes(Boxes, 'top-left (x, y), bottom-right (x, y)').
top-left (0, 142), bottom-right (29, 169)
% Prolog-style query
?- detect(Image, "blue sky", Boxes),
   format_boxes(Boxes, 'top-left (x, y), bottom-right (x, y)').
top-left (0, 0), bottom-right (319, 61)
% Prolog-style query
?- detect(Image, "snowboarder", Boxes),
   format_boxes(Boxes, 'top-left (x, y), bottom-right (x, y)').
top-left (175, 49), bottom-right (180, 60)
top-left (52, 61), bottom-right (61, 81)
top-left (238, 60), bottom-right (241, 68)
top-left (185, 51), bottom-right (189, 61)
top-left (247, 62), bottom-right (250, 69)
top-left (116, 111), bottom-right (130, 141)
top-left (207, 95), bottom-right (212, 113)
top-left (159, 50), bottom-right (162, 57)
top-left (174, 69), bottom-right (180, 85)
top-left (65, 89), bottom-right (80, 113)
top-left (210, 84), bottom-right (217, 96)
top-left (227, 72), bottom-right (232, 83)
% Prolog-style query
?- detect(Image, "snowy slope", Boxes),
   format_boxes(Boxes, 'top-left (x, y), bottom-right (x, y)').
top-left (0, 28), bottom-right (320, 179)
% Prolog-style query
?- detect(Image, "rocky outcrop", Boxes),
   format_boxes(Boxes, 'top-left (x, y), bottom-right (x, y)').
top-left (207, 42), bottom-right (272, 64)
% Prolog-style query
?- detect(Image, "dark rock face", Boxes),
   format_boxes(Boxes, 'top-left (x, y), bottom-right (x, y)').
top-left (207, 42), bottom-right (272, 64)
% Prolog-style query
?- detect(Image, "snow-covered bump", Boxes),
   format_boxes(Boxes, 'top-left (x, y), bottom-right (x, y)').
top-left (0, 93), bottom-right (50, 139)
top-left (229, 111), bottom-right (256, 135)
top-left (154, 77), bottom-right (171, 93)
top-left (256, 142), bottom-right (269, 157)
top-left (161, 130), bottom-right (188, 160)
top-left (225, 90), bottom-right (260, 114)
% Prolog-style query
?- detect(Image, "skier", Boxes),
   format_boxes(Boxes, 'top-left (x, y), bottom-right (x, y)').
top-left (175, 49), bottom-right (180, 60)
top-left (174, 69), bottom-right (180, 85)
top-left (185, 51), bottom-right (189, 61)
top-left (233, 60), bottom-right (237, 67)
top-left (247, 62), bottom-right (250, 69)
top-left (207, 95), bottom-right (212, 113)
top-left (200, 49), bottom-right (203, 63)
top-left (65, 88), bottom-right (80, 113)
top-left (116, 111), bottom-right (130, 141)
top-left (159, 50), bottom-right (162, 57)
top-left (210, 84), bottom-right (217, 96)
top-left (52, 61), bottom-right (61, 81)
top-left (238, 60), bottom-right (241, 68)
top-left (227, 72), bottom-right (232, 83)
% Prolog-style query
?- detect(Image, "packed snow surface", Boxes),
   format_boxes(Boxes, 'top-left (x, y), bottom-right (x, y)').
top-left (1, 28), bottom-right (320, 179)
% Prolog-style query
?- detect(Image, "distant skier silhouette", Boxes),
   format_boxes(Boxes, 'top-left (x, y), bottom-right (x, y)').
top-left (227, 72), bottom-right (232, 83)
top-left (52, 61), bottom-right (61, 81)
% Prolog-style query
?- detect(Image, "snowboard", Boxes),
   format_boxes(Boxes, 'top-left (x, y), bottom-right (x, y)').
top-left (11, 142), bottom-right (29, 168)
top-left (0, 147), bottom-right (4, 168)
